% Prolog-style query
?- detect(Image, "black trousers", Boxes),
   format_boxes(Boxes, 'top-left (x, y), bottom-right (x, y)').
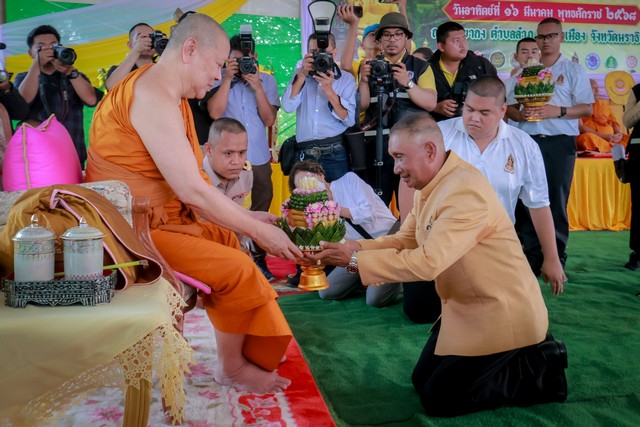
top-left (402, 281), bottom-right (441, 324)
top-left (516, 134), bottom-right (576, 274)
top-left (363, 134), bottom-right (399, 207)
top-left (412, 328), bottom-right (564, 417)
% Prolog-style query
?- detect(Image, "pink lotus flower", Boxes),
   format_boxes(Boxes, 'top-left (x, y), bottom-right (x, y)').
top-left (538, 69), bottom-right (553, 82)
top-left (304, 200), bottom-right (341, 227)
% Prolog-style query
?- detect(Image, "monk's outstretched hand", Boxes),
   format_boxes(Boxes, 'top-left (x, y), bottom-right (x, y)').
top-left (254, 225), bottom-right (304, 262)
top-left (250, 210), bottom-right (279, 224)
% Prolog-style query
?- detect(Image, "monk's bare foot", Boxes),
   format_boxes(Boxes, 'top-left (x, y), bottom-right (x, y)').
top-left (214, 360), bottom-right (291, 394)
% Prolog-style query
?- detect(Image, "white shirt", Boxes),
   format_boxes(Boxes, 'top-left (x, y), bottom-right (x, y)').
top-left (439, 117), bottom-right (549, 223)
top-left (329, 172), bottom-right (397, 240)
top-left (506, 54), bottom-right (594, 136)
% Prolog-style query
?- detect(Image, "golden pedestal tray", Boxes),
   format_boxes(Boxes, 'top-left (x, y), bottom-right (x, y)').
top-left (514, 94), bottom-right (554, 122)
top-left (279, 210), bottom-right (345, 292)
top-left (297, 250), bottom-right (329, 291)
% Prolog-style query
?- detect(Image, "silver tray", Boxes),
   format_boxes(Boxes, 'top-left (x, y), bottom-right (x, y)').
top-left (2, 271), bottom-right (117, 308)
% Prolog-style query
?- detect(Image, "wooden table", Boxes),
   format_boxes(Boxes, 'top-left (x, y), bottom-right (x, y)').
top-left (0, 278), bottom-right (193, 426)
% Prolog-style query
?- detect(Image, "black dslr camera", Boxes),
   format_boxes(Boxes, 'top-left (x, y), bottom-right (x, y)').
top-left (367, 55), bottom-right (396, 91)
top-left (237, 25), bottom-right (257, 75)
top-left (307, 0), bottom-right (340, 78)
top-left (451, 76), bottom-right (476, 116)
top-left (311, 18), bottom-right (335, 76)
top-left (52, 44), bottom-right (77, 66)
top-left (150, 30), bottom-right (169, 56)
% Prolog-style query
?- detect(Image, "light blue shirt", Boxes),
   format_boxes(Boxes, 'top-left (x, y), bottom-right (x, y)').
top-left (506, 54), bottom-right (594, 136)
top-left (281, 61), bottom-right (356, 143)
top-left (213, 71), bottom-right (280, 165)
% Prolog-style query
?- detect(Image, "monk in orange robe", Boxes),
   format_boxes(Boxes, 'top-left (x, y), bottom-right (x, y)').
top-left (577, 79), bottom-right (630, 153)
top-left (85, 13), bottom-right (302, 394)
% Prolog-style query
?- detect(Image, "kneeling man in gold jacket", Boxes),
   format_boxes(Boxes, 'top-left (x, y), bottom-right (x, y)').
top-left (309, 111), bottom-right (567, 416)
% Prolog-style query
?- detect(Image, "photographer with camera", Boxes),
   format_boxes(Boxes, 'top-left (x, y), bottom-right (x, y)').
top-left (424, 21), bottom-right (497, 122)
top-left (15, 25), bottom-right (103, 168)
top-left (0, 65), bottom-right (29, 126)
top-left (337, 1), bottom-right (411, 79)
top-left (281, 32), bottom-right (356, 182)
top-left (208, 29), bottom-right (281, 281)
top-left (358, 12), bottom-right (435, 206)
top-left (105, 23), bottom-right (162, 90)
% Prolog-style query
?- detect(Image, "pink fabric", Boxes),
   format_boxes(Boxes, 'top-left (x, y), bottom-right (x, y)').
top-left (2, 115), bottom-right (82, 191)
top-left (174, 270), bottom-right (212, 294)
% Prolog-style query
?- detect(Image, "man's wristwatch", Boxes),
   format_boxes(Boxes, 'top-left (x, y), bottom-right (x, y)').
top-left (558, 106), bottom-right (567, 118)
top-left (404, 80), bottom-right (415, 90)
top-left (346, 251), bottom-right (359, 274)
top-left (67, 69), bottom-right (80, 80)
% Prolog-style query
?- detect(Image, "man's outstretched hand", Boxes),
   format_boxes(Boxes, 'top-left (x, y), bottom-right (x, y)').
top-left (304, 240), bottom-right (362, 266)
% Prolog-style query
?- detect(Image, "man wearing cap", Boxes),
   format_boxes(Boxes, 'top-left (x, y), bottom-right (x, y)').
top-left (422, 21), bottom-right (497, 122)
top-left (358, 11), bottom-right (436, 206)
top-left (337, 2), bottom-right (411, 79)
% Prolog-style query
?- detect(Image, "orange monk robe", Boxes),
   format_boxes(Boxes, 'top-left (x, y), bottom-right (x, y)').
top-left (85, 64), bottom-right (291, 372)
top-left (577, 99), bottom-right (630, 153)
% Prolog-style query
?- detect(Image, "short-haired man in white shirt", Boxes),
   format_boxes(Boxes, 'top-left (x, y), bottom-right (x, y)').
top-left (505, 17), bottom-right (593, 275)
top-left (440, 75), bottom-right (566, 294)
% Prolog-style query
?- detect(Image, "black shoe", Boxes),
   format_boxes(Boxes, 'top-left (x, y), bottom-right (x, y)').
top-left (254, 258), bottom-right (276, 282)
top-left (624, 252), bottom-right (640, 271)
top-left (538, 339), bottom-right (568, 369)
top-left (538, 339), bottom-right (568, 403)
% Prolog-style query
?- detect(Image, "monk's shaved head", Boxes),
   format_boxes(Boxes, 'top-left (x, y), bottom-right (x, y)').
top-left (166, 12), bottom-right (226, 51)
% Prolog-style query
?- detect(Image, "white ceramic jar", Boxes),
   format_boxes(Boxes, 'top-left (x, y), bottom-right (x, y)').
top-left (12, 215), bottom-right (56, 282)
top-left (61, 217), bottom-right (105, 281)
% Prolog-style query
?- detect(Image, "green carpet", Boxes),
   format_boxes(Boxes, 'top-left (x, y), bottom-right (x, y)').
top-left (278, 231), bottom-right (640, 426)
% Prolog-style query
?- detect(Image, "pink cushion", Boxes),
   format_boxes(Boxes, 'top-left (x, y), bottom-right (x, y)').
top-left (2, 115), bottom-right (82, 191)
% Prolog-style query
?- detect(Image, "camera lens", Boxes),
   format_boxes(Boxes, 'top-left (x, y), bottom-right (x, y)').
top-left (238, 57), bottom-right (256, 74)
top-left (154, 38), bottom-right (168, 56)
top-left (54, 46), bottom-right (77, 66)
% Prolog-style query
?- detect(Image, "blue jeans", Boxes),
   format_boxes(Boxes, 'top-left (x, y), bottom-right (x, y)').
top-left (295, 144), bottom-right (349, 182)
top-left (319, 266), bottom-right (401, 307)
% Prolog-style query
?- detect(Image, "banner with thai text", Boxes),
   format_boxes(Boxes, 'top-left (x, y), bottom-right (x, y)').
top-left (326, 0), bottom-right (639, 77)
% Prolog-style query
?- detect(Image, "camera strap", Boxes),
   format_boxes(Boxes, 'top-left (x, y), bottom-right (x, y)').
top-left (345, 218), bottom-right (373, 240)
